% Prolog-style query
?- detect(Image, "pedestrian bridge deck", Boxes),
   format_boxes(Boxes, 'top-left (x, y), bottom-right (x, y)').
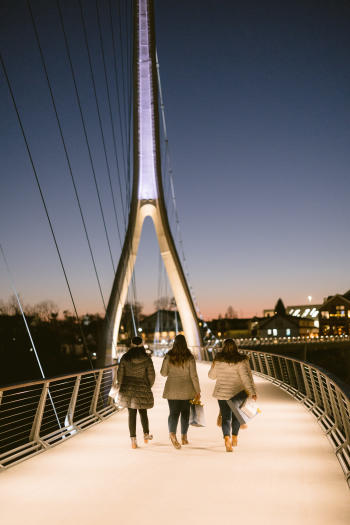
top-left (0, 360), bottom-right (349, 525)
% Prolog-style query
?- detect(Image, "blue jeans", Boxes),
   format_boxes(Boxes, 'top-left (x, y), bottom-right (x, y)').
top-left (167, 400), bottom-right (191, 434)
top-left (218, 390), bottom-right (248, 437)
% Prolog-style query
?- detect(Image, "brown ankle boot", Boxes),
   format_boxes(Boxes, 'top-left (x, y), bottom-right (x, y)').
top-left (131, 437), bottom-right (138, 449)
top-left (144, 433), bottom-right (153, 444)
top-left (181, 434), bottom-right (189, 445)
top-left (232, 435), bottom-right (238, 447)
top-left (224, 435), bottom-right (233, 452)
top-left (169, 433), bottom-right (181, 449)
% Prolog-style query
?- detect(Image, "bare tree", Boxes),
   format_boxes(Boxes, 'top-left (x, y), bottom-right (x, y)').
top-left (154, 296), bottom-right (171, 310)
top-left (30, 300), bottom-right (59, 321)
top-left (226, 305), bottom-right (238, 319)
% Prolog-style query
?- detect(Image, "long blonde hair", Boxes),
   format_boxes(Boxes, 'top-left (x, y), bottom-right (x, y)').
top-left (167, 334), bottom-right (193, 366)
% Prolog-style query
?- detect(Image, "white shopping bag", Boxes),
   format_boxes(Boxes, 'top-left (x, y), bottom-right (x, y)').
top-left (240, 398), bottom-right (260, 418)
top-left (189, 403), bottom-right (206, 427)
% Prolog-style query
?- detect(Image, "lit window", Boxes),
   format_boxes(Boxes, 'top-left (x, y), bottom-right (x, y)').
top-left (289, 309), bottom-right (294, 314)
top-left (336, 305), bottom-right (345, 317)
top-left (348, 311), bottom-right (350, 318)
top-left (302, 309), bottom-right (310, 317)
top-left (314, 320), bottom-right (319, 328)
top-left (321, 311), bottom-right (329, 319)
top-left (293, 309), bottom-right (300, 317)
top-left (273, 329), bottom-right (277, 336)
top-left (267, 329), bottom-right (272, 335)
top-left (286, 329), bottom-right (291, 336)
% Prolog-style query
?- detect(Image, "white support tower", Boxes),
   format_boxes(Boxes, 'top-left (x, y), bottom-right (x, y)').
top-left (103, 0), bottom-right (202, 363)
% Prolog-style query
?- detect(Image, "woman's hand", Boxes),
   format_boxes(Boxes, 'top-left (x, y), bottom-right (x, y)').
top-left (194, 393), bottom-right (201, 403)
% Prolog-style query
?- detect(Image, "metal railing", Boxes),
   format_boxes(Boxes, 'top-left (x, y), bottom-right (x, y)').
top-left (193, 346), bottom-right (350, 487)
top-left (236, 335), bottom-right (350, 346)
top-left (0, 365), bottom-right (118, 470)
top-left (1, 346), bottom-right (349, 486)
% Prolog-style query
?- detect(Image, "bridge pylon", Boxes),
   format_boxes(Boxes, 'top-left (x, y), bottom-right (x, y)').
top-left (102, 0), bottom-right (202, 363)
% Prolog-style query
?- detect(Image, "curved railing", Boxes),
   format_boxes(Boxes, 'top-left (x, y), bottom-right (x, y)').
top-left (1, 347), bottom-right (349, 486)
top-left (192, 346), bottom-right (350, 487)
top-left (0, 365), bottom-right (118, 469)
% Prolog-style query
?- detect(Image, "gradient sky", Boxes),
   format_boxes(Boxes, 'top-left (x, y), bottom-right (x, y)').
top-left (1, 0), bottom-right (349, 320)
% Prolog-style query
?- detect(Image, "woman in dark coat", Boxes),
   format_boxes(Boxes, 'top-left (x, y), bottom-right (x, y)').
top-left (117, 336), bottom-right (155, 449)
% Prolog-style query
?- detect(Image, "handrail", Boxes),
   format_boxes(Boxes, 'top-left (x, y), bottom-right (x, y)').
top-left (0, 364), bottom-right (119, 470)
top-left (0, 364), bottom-right (118, 392)
top-left (192, 346), bottom-right (350, 487)
top-left (1, 347), bottom-right (349, 486)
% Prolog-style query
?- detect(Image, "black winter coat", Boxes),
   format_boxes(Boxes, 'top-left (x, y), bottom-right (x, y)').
top-left (116, 347), bottom-right (155, 409)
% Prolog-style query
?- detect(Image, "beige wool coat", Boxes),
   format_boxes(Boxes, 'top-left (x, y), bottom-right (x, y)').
top-left (160, 355), bottom-right (200, 400)
top-left (208, 358), bottom-right (256, 400)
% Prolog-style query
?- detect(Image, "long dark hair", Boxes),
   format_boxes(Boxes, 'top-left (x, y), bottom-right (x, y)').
top-left (167, 334), bottom-right (193, 366)
top-left (214, 339), bottom-right (247, 364)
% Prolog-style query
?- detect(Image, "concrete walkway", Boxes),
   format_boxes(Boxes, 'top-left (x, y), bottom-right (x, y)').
top-left (0, 360), bottom-right (349, 525)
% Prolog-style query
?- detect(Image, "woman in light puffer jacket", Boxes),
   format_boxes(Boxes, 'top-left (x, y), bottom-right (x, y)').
top-left (208, 339), bottom-right (257, 452)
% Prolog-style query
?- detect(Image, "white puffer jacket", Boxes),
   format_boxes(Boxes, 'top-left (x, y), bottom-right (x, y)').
top-left (208, 358), bottom-right (256, 400)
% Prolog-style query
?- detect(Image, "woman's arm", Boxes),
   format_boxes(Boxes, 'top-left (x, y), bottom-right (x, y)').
top-left (208, 360), bottom-right (217, 379)
top-left (146, 358), bottom-right (156, 387)
top-left (238, 359), bottom-right (257, 397)
top-left (160, 355), bottom-right (169, 377)
top-left (189, 358), bottom-right (201, 396)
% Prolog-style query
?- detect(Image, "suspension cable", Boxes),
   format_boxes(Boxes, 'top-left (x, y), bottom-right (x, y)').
top-left (57, 0), bottom-right (136, 351)
top-left (156, 52), bottom-right (217, 345)
top-left (108, 0), bottom-right (129, 215)
top-left (95, 0), bottom-right (128, 231)
top-left (117, 0), bottom-right (130, 178)
top-left (27, 0), bottom-right (116, 274)
top-left (56, 0), bottom-right (123, 254)
top-left (0, 51), bottom-right (94, 368)
top-left (0, 243), bottom-right (62, 427)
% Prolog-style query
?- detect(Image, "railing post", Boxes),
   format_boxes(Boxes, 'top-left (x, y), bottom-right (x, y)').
top-left (277, 356), bottom-right (285, 383)
top-left (30, 381), bottom-right (49, 442)
top-left (292, 362), bottom-right (304, 394)
top-left (335, 390), bottom-right (350, 444)
top-left (0, 391), bottom-right (3, 406)
top-left (300, 364), bottom-right (312, 399)
top-left (318, 372), bottom-right (332, 417)
top-left (308, 369), bottom-right (322, 408)
top-left (264, 354), bottom-right (273, 377)
top-left (284, 359), bottom-right (293, 387)
top-left (67, 375), bottom-right (81, 426)
top-left (256, 353), bottom-right (264, 374)
top-left (269, 355), bottom-right (278, 380)
top-left (90, 371), bottom-right (103, 415)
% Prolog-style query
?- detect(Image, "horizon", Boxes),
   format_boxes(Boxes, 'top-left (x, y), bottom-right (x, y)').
top-left (1, 0), bottom-right (349, 324)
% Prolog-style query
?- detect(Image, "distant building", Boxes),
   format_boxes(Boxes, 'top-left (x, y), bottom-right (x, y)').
top-left (319, 290), bottom-right (350, 336)
top-left (207, 318), bottom-right (252, 339)
top-left (264, 302), bottom-right (320, 333)
top-left (256, 299), bottom-right (317, 338)
top-left (140, 309), bottom-right (182, 343)
top-left (286, 304), bottom-right (320, 321)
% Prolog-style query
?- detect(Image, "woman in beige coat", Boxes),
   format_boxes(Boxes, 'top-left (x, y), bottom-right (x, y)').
top-left (209, 339), bottom-right (257, 452)
top-left (161, 334), bottom-right (200, 449)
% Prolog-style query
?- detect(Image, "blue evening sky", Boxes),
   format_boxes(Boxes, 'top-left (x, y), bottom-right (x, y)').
top-left (1, 0), bottom-right (349, 319)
